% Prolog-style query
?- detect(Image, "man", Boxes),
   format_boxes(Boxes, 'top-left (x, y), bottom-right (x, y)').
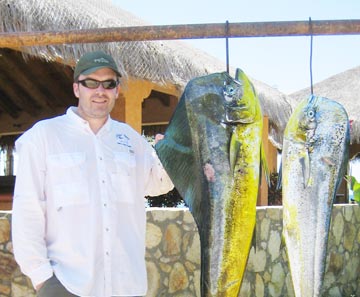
top-left (12, 51), bottom-right (174, 297)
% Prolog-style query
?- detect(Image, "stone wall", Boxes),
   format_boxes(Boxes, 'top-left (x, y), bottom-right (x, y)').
top-left (0, 205), bottom-right (359, 297)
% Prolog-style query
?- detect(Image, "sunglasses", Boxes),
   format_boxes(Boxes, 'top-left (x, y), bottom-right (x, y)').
top-left (77, 79), bottom-right (119, 89)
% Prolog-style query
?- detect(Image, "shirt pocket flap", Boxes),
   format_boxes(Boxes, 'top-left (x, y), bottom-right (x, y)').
top-left (114, 152), bottom-right (136, 168)
top-left (48, 152), bottom-right (86, 168)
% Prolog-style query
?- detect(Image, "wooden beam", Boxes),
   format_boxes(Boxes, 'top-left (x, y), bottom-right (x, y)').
top-left (0, 90), bottom-right (19, 118)
top-left (0, 55), bottom-right (56, 111)
top-left (0, 19), bottom-right (359, 47)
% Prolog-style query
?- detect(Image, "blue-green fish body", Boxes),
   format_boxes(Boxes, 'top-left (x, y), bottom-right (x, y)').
top-left (282, 95), bottom-right (349, 297)
top-left (155, 69), bottom-right (263, 296)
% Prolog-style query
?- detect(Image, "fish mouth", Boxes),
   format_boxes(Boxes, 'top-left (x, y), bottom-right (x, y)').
top-left (224, 105), bottom-right (256, 124)
top-left (225, 104), bottom-right (247, 109)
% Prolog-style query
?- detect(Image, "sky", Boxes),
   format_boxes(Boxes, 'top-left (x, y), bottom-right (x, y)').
top-left (112, 0), bottom-right (360, 94)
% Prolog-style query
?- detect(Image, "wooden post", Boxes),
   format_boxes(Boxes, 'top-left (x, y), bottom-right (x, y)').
top-left (114, 80), bottom-right (152, 133)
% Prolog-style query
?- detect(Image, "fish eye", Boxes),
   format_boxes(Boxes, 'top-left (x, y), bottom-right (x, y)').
top-left (223, 84), bottom-right (235, 102)
top-left (307, 109), bottom-right (315, 118)
top-left (227, 87), bottom-right (234, 94)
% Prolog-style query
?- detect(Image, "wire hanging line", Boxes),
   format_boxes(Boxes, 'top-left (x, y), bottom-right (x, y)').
top-left (225, 20), bottom-right (230, 74)
top-left (309, 17), bottom-right (314, 95)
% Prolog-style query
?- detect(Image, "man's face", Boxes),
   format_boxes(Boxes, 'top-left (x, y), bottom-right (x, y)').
top-left (73, 67), bottom-right (120, 122)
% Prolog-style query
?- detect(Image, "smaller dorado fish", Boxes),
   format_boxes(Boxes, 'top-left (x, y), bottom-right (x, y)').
top-left (282, 95), bottom-right (349, 297)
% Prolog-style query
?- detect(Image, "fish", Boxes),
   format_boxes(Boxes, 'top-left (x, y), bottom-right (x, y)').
top-left (155, 69), bottom-right (265, 296)
top-left (281, 95), bottom-right (349, 297)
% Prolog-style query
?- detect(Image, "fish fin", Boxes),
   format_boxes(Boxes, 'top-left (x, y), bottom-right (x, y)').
top-left (155, 90), bottom-right (200, 216)
top-left (260, 143), bottom-right (270, 187)
top-left (276, 161), bottom-right (282, 190)
top-left (280, 233), bottom-right (288, 259)
top-left (321, 156), bottom-right (336, 166)
top-left (251, 223), bottom-right (257, 251)
top-left (300, 153), bottom-right (310, 188)
top-left (280, 233), bottom-right (285, 250)
top-left (156, 73), bottom-right (233, 228)
top-left (229, 131), bottom-right (241, 175)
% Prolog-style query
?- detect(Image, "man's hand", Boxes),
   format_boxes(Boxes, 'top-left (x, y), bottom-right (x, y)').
top-left (154, 134), bottom-right (164, 144)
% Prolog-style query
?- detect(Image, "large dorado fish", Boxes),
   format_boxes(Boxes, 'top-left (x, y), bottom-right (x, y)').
top-left (282, 95), bottom-right (349, 297)
top-left (155, 69), bottom-right (264, 296)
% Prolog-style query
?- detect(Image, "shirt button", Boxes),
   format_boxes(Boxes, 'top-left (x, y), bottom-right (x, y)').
top-left (106, 227), bottom-right (109, 232)
top-left (103, 203), bottom-right (107, 207)
top-left (99, 157), bottom-right (103, 161)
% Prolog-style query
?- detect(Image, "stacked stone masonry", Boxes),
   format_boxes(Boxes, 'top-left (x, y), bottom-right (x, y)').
top-left (0, 205), bottom-right (359, 297)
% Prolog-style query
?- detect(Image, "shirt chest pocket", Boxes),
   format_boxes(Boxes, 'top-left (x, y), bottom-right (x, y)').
top-left (47, 153), bottom-right (89, 208)
top-left (111, 152), bottom-right (137, 204)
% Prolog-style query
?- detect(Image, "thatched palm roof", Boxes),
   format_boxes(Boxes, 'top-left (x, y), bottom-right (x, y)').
top-left (289, 66), bottom-right (360, 144)
top-left (0, 0), bottom-right (291, 148)
top-left (0, 0), bottom-right (221, 84)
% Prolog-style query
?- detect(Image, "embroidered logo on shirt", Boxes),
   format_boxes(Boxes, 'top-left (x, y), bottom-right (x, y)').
top-left (116, 134), bottom-right (131, 147)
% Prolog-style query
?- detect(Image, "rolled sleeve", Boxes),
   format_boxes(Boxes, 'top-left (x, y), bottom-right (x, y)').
top-left (145, 150), bottom-right (174, 197)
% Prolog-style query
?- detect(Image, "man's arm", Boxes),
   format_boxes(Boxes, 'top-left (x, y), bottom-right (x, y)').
top-left (12, 135), bottom-right (53, 289)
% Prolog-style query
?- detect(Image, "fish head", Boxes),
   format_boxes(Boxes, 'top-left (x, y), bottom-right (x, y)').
top-left (223, 68), bottom-right (261, 124)
top-left (284, 95), bottom-right (349, 189)
top-left (285, 96), bottom-right (319, 148)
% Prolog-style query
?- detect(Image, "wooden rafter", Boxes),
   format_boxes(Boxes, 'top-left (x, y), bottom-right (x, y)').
top-left (0, 19), bottom-right (359, 47)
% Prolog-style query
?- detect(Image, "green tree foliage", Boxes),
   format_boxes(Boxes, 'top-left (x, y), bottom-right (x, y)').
top-left (146, 187), bottom-right (185, 208)
top-left (268, 172), bottom-right (282, 205)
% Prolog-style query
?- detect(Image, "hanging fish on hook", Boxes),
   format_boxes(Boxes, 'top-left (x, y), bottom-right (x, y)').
top-left (155, 69), bottom-right (268, 296)
top-left (282, 95), bottom-right (349, 297)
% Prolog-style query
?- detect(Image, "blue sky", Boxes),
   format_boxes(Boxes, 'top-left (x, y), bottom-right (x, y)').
top-left (113, 0), bottom-right (360, 94)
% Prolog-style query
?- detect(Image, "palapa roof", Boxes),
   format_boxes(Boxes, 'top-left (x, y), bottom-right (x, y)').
top-left (289, 66), bottom-right (360, 144)
top-left (0, 0), bottom-right (291, 148)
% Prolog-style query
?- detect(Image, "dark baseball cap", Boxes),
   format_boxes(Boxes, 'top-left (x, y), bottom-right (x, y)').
top-left (73, 51), bottom-right (122, 81)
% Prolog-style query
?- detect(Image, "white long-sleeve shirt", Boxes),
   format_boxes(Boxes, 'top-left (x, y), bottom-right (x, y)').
top-left (12, 107), bottom-right (173, 297)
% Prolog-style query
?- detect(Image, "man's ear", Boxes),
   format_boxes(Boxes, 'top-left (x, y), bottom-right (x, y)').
top-left (73, 82), bottom-right (80, 98)
top-left (115, 85), bottom-right (120, 99)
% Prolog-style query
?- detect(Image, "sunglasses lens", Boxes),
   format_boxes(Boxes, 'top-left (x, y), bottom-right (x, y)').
top-left (103, 80), bottom-right (118, 89)
top-left (79, 79), bottom-right (99, 89)
top-left (78, 79), bottom-right (118, 89)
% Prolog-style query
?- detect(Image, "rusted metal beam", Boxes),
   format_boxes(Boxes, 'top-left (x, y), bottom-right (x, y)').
top-left (0, 19), bottom-right (359, 47)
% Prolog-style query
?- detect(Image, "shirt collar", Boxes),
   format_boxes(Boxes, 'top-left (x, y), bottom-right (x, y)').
top-left (66, 107), bottom-right (113, 133)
